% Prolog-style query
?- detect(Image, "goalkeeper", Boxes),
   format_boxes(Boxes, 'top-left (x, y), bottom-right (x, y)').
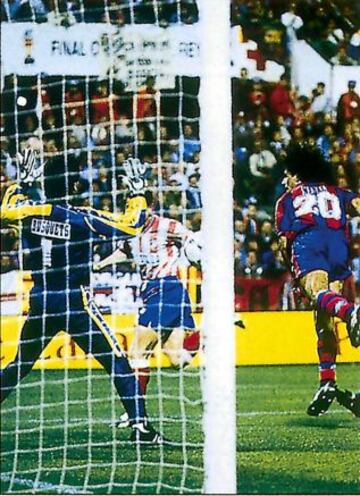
top-left (0, 149), bottom-right (164, 445)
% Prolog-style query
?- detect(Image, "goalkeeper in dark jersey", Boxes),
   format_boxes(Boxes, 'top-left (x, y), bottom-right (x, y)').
top-left (0, 150), bottom-right (164, 445)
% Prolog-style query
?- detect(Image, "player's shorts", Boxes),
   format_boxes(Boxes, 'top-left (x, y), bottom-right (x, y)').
top-left (291, 228), bottom-right (352, 282)
top-left (138, 276), bottom-right (195, 330)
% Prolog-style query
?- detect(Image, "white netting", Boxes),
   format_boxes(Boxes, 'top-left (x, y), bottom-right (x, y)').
top-left (0, 1), bottom-right (231, 494)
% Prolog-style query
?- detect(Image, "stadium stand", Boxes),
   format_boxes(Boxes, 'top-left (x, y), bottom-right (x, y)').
top-left (0, 0), bottom-right (359, 312)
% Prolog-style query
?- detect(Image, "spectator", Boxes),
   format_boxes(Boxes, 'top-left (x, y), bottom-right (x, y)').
top-left (186, 173), bottom-right (202, 210)
top-left (258, 219), bottom-right (275, 253)
top-left (167, 139), bottom-right (180, 163)
top-left (90, 81), bottom-right (120, 124)
top-left (99, 195), bottom-right (113, 212)
top-left (21, 114), bottom-right (39, 137)
top-left (337, 80), bottom-right (360, 131)
top-left (115, 116), bottom-right (134, 144)
top-left (179, 0), bottom-right (199, 24)
top-left (269, 75), bottom-right (293, 118)
top-left (261, 238), bottom-right (287, 278)
top-left (232, 67), bottom-right (252, 117)
top-left (39, 87), bottom-right (55, 124)
top-left (241, 249), bottom-right (264, 278)
top-left (105, 0), bottom-right (126, 26)
top-left (181, 124), bottom-right (201, 162)
top-left (248, 80), bottom-right (267, 120)
top-left (43, 137), bottom-right (58, 156)
top-left (292, 126), bottom-right (305, 144)
top-left (317, 124), bottom-right (335, 159)
top-left (275, 115), bottom-right (292, 145)
top-left (169, 163), bottom-right (188, 190)
top-left (331, 45), bottom-right (356, 65)
top-left (64, 81), bottom-right (85, 126)
top-left (348, 31), bottom-right (360, 62)
top-left (135, 76), bottom-right (157, 122)
top-left (242, 198), bottom-right (260, 235)
top-left (311, 82), bottom-right (331, 115)
top-left (234, 216), bottom-right (246, 245)
top-left (47, 0), bottom-right (76, 26)
top-left (6, 0), bottom-right (48, 21)
top-left (0, 137), bottom-right (16, 181)
top-left (249, 139), bottom-right (276, 179)
top-left (91, 123), bottom-right (110, 147)
top-left (269, 129), bottom-right (287, 156)
top-left (68, 123), bottom-right (87, 148)
top-left (233, 112), bottom-right (254, 159)
top-left (326, 19), bottom-right (344, 46)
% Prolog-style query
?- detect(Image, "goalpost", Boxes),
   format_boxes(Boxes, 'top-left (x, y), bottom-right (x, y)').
top-left (0, 0), bottom-right (236, 493)
top-left (199, 0), bottom-right (237, 493)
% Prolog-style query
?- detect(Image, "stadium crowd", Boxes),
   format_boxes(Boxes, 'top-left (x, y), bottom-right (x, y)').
top-left (232, 0), bottom-right (359, 65)
top-left (1, 0), bottom-right (359, 310)
top-left (1, 0), bottom-right (199, 25)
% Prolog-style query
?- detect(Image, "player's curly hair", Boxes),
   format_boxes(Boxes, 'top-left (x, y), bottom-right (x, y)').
top-left (281, 143), bottom-right (337, 185)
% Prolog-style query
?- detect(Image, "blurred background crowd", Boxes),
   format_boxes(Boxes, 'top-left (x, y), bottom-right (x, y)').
top-left (1, 0), bottom-right (359, 310)
top-left (232, 0), bottom-right (359, 65)
top-left (1, 0), bottom-right (199, 25)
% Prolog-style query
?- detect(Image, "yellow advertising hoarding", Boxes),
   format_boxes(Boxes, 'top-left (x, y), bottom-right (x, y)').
top-left (1, 311), bottom-right (358, 369)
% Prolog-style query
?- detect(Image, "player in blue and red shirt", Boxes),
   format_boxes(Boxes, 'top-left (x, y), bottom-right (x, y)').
top-left (275, 144), bottom-right (360, 417)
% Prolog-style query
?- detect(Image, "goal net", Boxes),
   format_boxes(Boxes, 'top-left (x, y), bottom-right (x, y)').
top-left (0, 0), bottom-right (236, 494)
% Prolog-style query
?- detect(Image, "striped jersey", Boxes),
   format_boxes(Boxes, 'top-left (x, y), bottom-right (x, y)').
top-left (127, 215), bottom-right (194, 280)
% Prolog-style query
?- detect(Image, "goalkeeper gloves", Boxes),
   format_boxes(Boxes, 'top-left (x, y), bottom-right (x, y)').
top-left (122, 157), bottom-right (147, 194)
top-left (17, 147), bottom-right (43, 185)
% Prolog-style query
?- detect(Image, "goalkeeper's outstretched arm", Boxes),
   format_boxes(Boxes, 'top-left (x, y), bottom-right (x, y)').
top-left (1, 184), bottom-right (148, 239)
top-left (1, 151), bottom-right (149, 239)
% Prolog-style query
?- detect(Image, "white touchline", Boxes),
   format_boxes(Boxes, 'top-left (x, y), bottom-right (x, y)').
top-left (0, 474), bottom-right (91, 494)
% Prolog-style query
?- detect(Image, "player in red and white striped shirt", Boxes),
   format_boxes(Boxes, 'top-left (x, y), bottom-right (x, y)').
top-left (95, 206), bottom-right (201, 428)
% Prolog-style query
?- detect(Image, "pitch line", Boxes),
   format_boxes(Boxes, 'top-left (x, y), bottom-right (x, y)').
top-left (236, 408), bottom-right (346, 417)
top-left (0, 474), bottom-right (91, 494)
top-left (7, 408), bottom-right (347, 429)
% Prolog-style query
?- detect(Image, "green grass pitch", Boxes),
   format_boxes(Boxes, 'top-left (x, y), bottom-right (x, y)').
top-left (1, 364), bottom-right (359, 494)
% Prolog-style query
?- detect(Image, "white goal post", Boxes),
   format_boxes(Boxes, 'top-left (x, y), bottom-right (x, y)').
top-left (199, 0), bottom-right (237, 493)
top-left (0, 0), bottom-right (237, 493)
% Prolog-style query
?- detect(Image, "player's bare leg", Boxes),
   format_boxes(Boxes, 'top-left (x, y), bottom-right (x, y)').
top-left (128, 325), bottom-right (200, 388)
top-left (300, 270), bottom-right (329, 302)
top-left (162, 327), bottom-right (200, 368)
top-left (129, 325), bottom-right (158, 394)
top-left (162, 327), bottom-right (186, 366)
top-left (301, 270), bottom-right (359, 347)
top-left (116, 325), bottom-right (200, 428)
